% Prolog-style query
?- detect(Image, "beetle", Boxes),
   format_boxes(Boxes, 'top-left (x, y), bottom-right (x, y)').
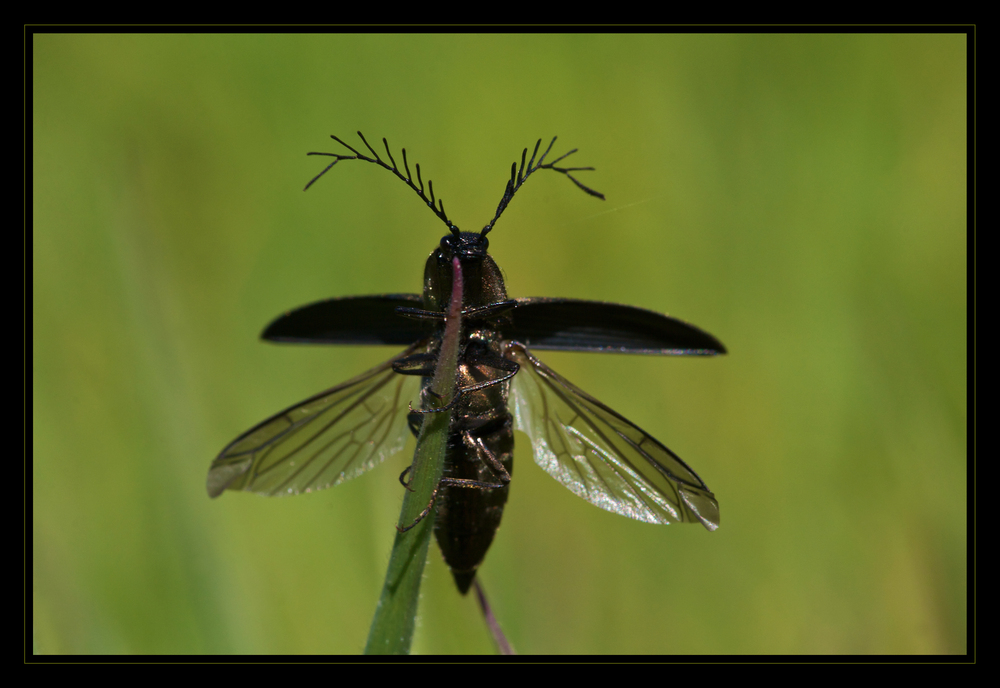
top-left (207, 133), bottom-right (725, 595)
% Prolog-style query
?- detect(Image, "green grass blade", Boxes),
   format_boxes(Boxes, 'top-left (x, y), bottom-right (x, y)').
top-left (363, 408), bottom-right (449, 655)
top-left (365, 255), bottom-right (466, 655)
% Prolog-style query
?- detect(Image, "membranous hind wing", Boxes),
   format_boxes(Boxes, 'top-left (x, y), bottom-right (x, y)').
top-left (507, 344), bottom-right (719, 530)
top-left (207, 342), bottom-right (426, 498)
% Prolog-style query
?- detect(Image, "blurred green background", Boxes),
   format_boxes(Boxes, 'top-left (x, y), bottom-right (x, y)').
top-left (32, 33), bottom-right (967, 655)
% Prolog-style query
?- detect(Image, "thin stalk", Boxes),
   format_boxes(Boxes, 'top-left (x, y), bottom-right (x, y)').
top-left (473, 578), bottom-right (516, 655)
top-left (364, 257), bottom-right (465, 655)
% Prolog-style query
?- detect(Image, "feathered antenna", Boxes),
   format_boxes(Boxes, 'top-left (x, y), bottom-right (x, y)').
top-left (480, 137), bottom-right (604, 237)
top-left (305, 132), bottom-right (460, 235)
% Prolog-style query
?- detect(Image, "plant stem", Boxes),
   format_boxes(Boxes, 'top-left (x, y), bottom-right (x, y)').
top-left (362, 410), bottom-right (449, 654)
top-left (364, 257), bottom-right (464, 655)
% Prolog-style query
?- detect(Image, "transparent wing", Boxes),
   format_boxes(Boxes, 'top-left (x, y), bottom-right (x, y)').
top-left (207, 342), bottom-right (426, 498)
top-left (507, 344), bottom-right (719, 530)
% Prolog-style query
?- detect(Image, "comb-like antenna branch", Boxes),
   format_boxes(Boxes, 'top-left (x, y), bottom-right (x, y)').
top-left (305, 132), bottom-right (460, 235)
top-left (480, 137), bottom-right (604, 237)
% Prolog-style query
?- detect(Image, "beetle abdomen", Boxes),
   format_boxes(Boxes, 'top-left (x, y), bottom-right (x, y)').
top-left (434, 413), bottom-right (515, 594)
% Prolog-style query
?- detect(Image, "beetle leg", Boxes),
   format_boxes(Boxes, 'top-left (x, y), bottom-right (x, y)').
top-left (397, 475), bottom-right (507, 532)
top-left (409, 352), bottom-right (520, 415)
top-left (392, 352), bottom-right (438, 376)
top-left (396, 299), bottom-right (517, 323)
top-left (406, 410), bottom-right (423, 437)
top-left (462, 431), bottom-right (511, 485)
top-left (462, 299), bottom-right (518, 321)
top-left (397, 430), bottom-right (510, 532)
top-left (398, 464), bottom-right (415, 491)
top-left (394, 306), bottom-right (446, 321)
top-left (397, 486), bottom-right (441, 532)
